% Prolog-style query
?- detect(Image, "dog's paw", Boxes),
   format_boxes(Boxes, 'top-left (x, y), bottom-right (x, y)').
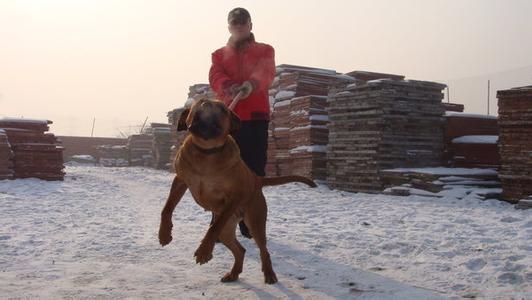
top-left (221, 272), bottom-right (239, 282)
top-left (158, 220), bottom-right (173, 246)
top-left (264, 271), bottom-right (278, 284)
top-left (194, 242), bottom-right (214, 264)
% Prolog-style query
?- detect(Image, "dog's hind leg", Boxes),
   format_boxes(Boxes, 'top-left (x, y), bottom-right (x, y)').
top-left (245, 193), bottom-right (278, 284)
top-left (218, 216), bottom-right (246, 282)
top-left (159, 176), bottom-right (187, 246)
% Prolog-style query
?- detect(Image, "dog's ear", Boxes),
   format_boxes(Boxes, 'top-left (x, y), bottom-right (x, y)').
top-left (177, 108), bottom-right (191, 131)
top-left (229, 110), bottom-right (241, 134)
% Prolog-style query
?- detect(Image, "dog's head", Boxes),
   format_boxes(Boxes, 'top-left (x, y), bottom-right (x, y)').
top-left (177, 99), bottom-right (240, 142)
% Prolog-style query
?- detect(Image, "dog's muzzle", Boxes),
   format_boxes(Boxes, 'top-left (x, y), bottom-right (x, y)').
top-left (188, 117), bottom-right (223, 140)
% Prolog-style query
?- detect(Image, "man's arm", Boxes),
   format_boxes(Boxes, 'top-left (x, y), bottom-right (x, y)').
top-left (209, 51), bottom-right (235, 106)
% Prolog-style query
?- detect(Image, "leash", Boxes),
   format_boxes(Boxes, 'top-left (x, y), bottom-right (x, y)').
top-left (228, 91), bottom-right (244, 111)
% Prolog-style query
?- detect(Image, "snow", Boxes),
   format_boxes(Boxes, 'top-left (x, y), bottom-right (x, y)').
top-left (444, 111), bottom-right (498, 120)
top-left (382, 167), bottom-right (498, 176)
top-left (309, 115), bottom-right (329, 122)
top-left (452, 135), bottom-right (499, 144)
top-left (289, 109), bottom-right (308, 116)
top-left (290, 125), bottom-right (328, 131)
top-left (275, 91), bottom-right (296, 100)
top-left (273, 99), bottom-right (292, 108)
top-left (0, 117), bottom-right (51, 124)
top-left (289, 145), bottom-right (328, 154)
top-left (0, 165), bottom-right (530, 299)
top-left (334, 91), bottom-right (354, 97)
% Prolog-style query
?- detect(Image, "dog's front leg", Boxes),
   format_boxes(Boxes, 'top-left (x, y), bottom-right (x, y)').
top-left (159, 176), bottom-right (187, 246)
top-left (194, 197), bottom-right (240, 264)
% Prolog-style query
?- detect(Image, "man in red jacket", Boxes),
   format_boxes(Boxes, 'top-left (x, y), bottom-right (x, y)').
top-left (209, 7), bottom-right (276, 238)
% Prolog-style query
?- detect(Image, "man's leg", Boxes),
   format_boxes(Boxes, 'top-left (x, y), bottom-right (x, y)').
top-left (233, 120), bottom-right (269, 238)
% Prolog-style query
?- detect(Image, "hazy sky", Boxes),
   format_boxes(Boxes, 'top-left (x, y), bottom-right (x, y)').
top-left (1, 0), bottom-right (532, 137)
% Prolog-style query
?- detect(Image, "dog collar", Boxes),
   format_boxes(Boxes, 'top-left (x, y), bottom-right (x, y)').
top-left (192, 142), bottom-right (227, 155)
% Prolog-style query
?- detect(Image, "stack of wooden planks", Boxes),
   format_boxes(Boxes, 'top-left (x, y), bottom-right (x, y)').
top-left (0, 118), bottom-right (65, 180)
top-left (145, 123), bottom-right (174, 170)
top-left (0, 129), bottom-right (14, 179)
top-left (127, 134), bottom-right (153, 167)
top-left (497, 86), bottom-right (532, 203)
top-left (327, 78), bottom-right (446, 193)
top-left (96, 145), bottom-right (129, 167)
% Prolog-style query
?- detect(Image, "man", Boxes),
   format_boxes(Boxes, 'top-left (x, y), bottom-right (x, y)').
top-left (209, 7), bottom-right (276, 238)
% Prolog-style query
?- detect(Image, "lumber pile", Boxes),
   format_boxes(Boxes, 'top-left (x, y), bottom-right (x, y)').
top-left (450, 135), bottom-right (500, 168)
top-left (167, 107), bottom-right (188, 172)
top-left (497, 86), bottom-right (532, 202)
top-left (327, 78), bottom-right (446, 193)
top-left (381, 167), bottom-right (501, 199)
top-left (443, 112), bottom-right (499, 167)
top-left (270, 64), bottom-right (355, 102)
top-left (442, 102), bottom-right (465, 112)
top-left (287, 96), bottom-right (329, 179)
top-left (0, 129), bottom-right (14, 179)
top-left (268, 65), bottom-right (355, 179)
top-left (145, 123), bottom-right (175, 169)
top-left (96, 145), bottom-right (129, 167)
top-left (515, 196), bottom-right (532, 210)
top-left (127, 134), bottom-right (153, 167)
top-left (0, 118), bottom-right (65, 180)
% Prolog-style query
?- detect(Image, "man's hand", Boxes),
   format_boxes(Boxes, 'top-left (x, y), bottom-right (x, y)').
top-left (238, 81), bottom-right (254, 99)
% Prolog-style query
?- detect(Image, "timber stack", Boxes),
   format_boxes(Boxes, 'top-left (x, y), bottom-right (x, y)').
top-left (96, 145), bottom-right (129, 167)
top-left (145, 123), bottom-right (174, 169)
top-left (0, 129), bottom-right (14, 179)
top-left (327, 75), bottom-right (446, 193)
top-left (497, 86), bottom-right (532, 203)
top-left (127, 134), bottom-right (153, 167)
top-left (0, 118), bottom-right (65, 180)
top-left (268, 64), bottom-right (355, 179)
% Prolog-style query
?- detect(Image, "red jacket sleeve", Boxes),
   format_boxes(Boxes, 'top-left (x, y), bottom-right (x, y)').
top-left (209, 50), bottom-right (234, 105)
top-left (249, 45), bottom-right (276, 92)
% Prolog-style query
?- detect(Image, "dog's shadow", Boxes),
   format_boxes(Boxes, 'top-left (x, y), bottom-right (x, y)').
top-left (223, 238), bottom-right (445, 300)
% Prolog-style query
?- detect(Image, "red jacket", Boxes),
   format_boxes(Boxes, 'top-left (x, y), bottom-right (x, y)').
top-left (209, 34), bottom-right (275, 121)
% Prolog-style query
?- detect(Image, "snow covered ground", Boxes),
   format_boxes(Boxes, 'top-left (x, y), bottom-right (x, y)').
top-left (0, 164), bottom-right (530, 299)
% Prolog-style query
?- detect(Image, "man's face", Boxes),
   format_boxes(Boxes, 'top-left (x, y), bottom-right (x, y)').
top-left (228, 18), bottom-right (252, 41)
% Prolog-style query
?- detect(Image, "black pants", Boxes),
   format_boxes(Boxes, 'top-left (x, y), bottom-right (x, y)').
top-left (232, 120), bottom-right (269, 177)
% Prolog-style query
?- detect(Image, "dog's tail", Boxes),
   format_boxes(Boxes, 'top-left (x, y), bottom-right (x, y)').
top-left (260, 176), bottom-right (317, 188)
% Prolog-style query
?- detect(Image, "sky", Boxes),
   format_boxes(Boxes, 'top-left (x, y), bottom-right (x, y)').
top-left (1, 0), bottom-right (532, 137)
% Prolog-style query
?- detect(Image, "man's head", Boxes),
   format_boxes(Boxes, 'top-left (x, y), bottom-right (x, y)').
top-left (227, 7), bottom-right (252, 42)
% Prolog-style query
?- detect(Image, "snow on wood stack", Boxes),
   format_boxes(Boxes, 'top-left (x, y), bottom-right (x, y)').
top-left (268, 65), bottom-right (355, 179)
top-left (0, 129), bottom-right (14, 179)
top-left (288, 96), bottom-right (329, 179)
top-left (327, 77), bottom-right (446, 193)
top-left (96, 145), bottom-right (129, 167)
top-left (144, 123), bottom-right (174, 170)
top-left (0, 118), bottom-right (65, 180)
top-left (270, 64), bottom-right (355, 101)
top-left (127, 134), bottom-right (153, 167)
top-left (443, 112), bottom-right (499, 168)
top-left (497, 86), bottom-right (532, 202)
top-left (381, 167), bottom-right (501, 199)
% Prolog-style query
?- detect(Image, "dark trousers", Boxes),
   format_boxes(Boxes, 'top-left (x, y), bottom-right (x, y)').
top-left (232, 120), bottom-right (269, 177)
top-left (228, 120), bottom-right (269, 238)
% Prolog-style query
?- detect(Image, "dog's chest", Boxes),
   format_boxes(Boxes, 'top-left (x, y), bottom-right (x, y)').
top-left (188, 178), bottom-right (226, 211)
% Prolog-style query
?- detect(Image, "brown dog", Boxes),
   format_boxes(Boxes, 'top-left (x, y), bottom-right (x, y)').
top-left (158, 99), bottom-right (316, 284)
